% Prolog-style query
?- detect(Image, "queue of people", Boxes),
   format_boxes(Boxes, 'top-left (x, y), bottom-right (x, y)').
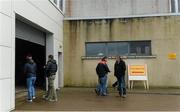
top-left (24, 54), bottom-right (58, 102)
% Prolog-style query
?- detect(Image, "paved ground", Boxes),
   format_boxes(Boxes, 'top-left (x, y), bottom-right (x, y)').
top-left (15, 88), bottom-right (180, 111)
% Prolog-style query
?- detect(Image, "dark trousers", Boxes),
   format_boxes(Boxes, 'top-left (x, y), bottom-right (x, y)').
top-left (117, 75), bottom-right (126, 96)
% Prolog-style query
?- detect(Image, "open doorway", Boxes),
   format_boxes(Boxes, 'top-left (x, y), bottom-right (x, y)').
top-left (15, 19), bottom-right (46, 93)
top-left (15, 38), bottom-right (46, 91)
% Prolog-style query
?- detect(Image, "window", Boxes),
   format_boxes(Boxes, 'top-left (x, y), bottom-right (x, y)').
top-left (53, 0), bottom-right (57, 4)
top-left (130, 41), bottom-right (151, 55)
top-left (107, 42), bottom-right (129, 56)
top-left (170, 0), bottom-right (180, 13)
top-left (86, 43), bottom-right (106, 56)
top-left (51, 0), bottom-right (64, 12)
top-left (85, 41), bottom-right (151, 57)
top-left (59, 0), bottom-right (63, 11)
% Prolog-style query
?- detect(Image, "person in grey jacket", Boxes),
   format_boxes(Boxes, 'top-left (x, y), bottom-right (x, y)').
top-left (43, 55), bottom-right (58, 102)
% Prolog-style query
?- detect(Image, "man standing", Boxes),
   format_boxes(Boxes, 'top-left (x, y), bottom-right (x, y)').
top-left (95, 56), bottom-right (110, 96)
top-left (114, 56), bottom-right (127, 98)
top-left (44, 55), bottom-right (58, 101)
top-left (24, 55), bottom-right (37, 102)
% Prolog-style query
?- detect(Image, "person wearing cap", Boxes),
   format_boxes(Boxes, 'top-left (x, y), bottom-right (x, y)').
top-left (95, 56), bottom-right (110, 96)
top-left (24, 55), bottom-right (37, 102)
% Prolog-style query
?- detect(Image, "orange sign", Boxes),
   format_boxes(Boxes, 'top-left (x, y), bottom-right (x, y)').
top-left (168, 53), bottom-right (176, 60)
top-left (129, 65), bottom-right (146, 76)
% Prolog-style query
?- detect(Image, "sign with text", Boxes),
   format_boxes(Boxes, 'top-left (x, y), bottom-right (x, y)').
top-left (129, 65), bottom-right (146, 76)
top-left (128, 64), bottom-right (149, 89)
top-left (128, 64), bottom-right (148, 80)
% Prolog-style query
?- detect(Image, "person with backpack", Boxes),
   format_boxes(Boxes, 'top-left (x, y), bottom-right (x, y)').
top-left (24, 55), bottom-right (37, 102)
top-left (114, 56), bottom-right (127, 98)
top-left (43, 55), bottom-right (58, 101)
top-left (95, 56), bottom-right (110, 96)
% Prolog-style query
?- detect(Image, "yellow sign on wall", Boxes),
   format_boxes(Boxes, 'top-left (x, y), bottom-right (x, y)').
top-left (128, 65), bottom-right (146, 76)
top-left (168, 53), bottom-right (176, 60)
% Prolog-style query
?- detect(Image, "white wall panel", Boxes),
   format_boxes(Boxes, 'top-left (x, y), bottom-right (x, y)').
top-left (0, 13), bottom-right (12, 47)
top-left (0, 47), bottom-right (11, 79)
top-left (0, 78), bottom-right (11, 111)
top-left (14, 0), bottom-right (63, 34)
top-left (0, 0), bottom-right (12, 17)
top-left (29, 0), bottom-right (64, 27)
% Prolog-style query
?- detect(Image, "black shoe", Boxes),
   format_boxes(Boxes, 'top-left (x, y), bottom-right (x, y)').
top-left (119, 92), bottom-right (122, 97)
top-left (112, 84), bottom-right (116, 88)
top-left (95, 89), bottom-right (100, 95)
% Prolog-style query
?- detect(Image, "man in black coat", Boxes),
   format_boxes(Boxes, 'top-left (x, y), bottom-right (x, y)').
top-left (43, 55), bottom-right (58, 101)
top-left (95, 56), bottom-right (110, 96)
top-left (114, 56), bottom-right (127, 98)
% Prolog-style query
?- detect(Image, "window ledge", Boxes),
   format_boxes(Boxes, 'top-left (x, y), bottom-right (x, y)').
top-left (81, 55), bottom-right (157, 60)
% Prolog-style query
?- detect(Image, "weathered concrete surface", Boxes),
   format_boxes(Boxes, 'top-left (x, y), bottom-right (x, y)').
top-left (63, 16), bottom-right (180, 87)
top-left (15, 88), bottom-right (180, 111)
top-left (65, 0), bottom-right (169, 18)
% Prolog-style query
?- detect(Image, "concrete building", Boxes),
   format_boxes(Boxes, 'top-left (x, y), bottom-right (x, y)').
top-left (63, 0), bottom-right (180, 87)
top-left (1, 0), bottom-right (180, 111)
top-left (65, 0), bottom-right (172, 19)
top-left (0, 0), bottom-right (64, 111)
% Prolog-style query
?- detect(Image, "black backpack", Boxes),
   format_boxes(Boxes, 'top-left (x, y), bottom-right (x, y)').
top-left (46, 61), bottom-right (57, 76)
top-left (50, 62), bottom-right (57, 73)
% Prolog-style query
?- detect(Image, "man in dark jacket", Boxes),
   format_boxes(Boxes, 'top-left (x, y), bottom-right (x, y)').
top-left (24, 56), bottom-right (37, 102)
top-left (43, 55), bottom-right (58, 101)
top-left (95, 56), bottom-right (110, 96)
top-left (114, 56), bottom-right (127, 98)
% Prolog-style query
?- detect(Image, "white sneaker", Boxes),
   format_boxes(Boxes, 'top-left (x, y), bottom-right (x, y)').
top-left (49, 99), bottom-right (58, 102)
top-left (27, 99), bottom-right (33, 102)
top-left (122, 95), bottom-right (127, 98)
top-left (33, 97), bottom-right (36, 99)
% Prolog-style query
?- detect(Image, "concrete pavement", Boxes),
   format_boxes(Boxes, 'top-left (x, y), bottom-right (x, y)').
top-left (15, 88), bottom-right (180, 111)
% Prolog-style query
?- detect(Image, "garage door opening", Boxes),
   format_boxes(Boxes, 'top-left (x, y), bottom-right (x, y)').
top-left (15, 38), bottom-right (46, 91)
top-left (15, 19), bottom-right (47, 93)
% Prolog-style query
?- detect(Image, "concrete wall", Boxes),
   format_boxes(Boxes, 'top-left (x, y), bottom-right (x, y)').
top-left (64, 16), bottom-right (180, 88)
top-left (65, 0), bottom-right (170, 18)
top-left (0, 0), bottom-right (15, 111)
top-left (0, 0), bottom-right (64, 111)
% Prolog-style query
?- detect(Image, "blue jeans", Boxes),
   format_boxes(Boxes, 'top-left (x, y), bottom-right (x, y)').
top-left (96, 74), bottom-right (107, 95)
top-left (117, 75), bottom-right (126, 96)
top-left (27, 76), bottom-right (36, 100)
